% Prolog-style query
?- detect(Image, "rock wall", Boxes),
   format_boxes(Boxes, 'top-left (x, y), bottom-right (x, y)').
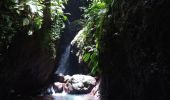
top-left (0, 0), bottom-right (58, 98)
top-left (0, 31), bottom-right (57, 98)
top-left (100, 0), bottom-right (170, 100)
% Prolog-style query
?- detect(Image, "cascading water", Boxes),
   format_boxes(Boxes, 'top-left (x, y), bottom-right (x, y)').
top-left (56, 45), bottom-right (71, 75)
top-left (40, 1), bottom-right (100, 99)
top-left (54, 0), bottom-right (91, 76)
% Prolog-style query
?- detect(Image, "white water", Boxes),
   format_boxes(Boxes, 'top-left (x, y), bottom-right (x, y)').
top-left (51, 94), bottom-right (98, 100)
top-left (56, 45), bottom-right (71, 75)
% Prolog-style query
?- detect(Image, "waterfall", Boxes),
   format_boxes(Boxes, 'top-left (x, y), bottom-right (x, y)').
top-left (56, 45), bottom-right (71, 75)
top-left (54, 0), bottom-right (91, 76)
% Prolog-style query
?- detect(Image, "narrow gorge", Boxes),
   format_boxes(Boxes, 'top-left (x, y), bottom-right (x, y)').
top-left (0, 0), bottom-right (170, 100)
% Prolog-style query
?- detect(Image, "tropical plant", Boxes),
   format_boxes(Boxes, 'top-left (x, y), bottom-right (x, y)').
top-left (0, 0), bottom-right (68, 59)
top-left (81, 0), bottom-right (113, 75)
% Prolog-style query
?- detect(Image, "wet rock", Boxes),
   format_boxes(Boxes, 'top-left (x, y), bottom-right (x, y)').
top-left (90, 80), bottom-right (100, 99)
top-left (69, 29), bottom-right (90, 74)
top-left (53, 82), bottom-right (63, 93)
top-left (64, 75), bottom-right (72, 82)
top-left (0, 36), bottom-right (57, 95)
top-left (65, 74), bottom-right (96, 94)
top-left (43, 86), bottom-right (55, 95)
top-left (53, 74), bottom-right (65, 83)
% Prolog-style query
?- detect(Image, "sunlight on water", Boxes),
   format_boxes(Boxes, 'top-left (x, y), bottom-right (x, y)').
top-left (52, 89), bottom-right (67, 97)
top-left (51, 88), bottom-right (97, 100)
top-left (51, 94), bottom-right (98, 100)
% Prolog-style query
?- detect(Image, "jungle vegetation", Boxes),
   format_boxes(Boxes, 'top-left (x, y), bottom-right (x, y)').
top-left (0, 0), bottom-right (170, 100)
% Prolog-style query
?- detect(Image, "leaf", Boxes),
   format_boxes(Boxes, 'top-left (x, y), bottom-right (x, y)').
top-left (98, 9), bottom-right (107, 15)
top-left (90, 52), bottom-right (96, 62)
top-left (34, 17), bottom-right (42, 29)
top-left (63, 0), bottom-right (68, 4)
top-left (61, 4), bottom-right (65, 9)
top-left (83, 53), bottom-right (91, 62)
top-left (26, 1), bottom-right (38, 13)
top-left (57, 8), bottom-right (63, 14)
top-left (38, 11), bottom-right (43, 17)
top-left (90, 62), bottom-right (98, 75)
top-left (28, 30), bottom-right (33, 35)
top-left (63, 15), bottom-right (68, 21)
top-left (11, 0), bottom-right (19, 3)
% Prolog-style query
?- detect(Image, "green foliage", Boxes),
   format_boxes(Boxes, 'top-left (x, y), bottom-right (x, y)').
top-left (50, 0), bottom-right (68, 40)
top-left (83, 52), bottom-right (91, 62)
top-left (82, 46), bottom-right (99, 75)
top-left (81, 0), bottom-right (113, 75)
top-left (0, 0), bottom-right (68, 59)
top-left (0, 0), bottom-right (22, 54)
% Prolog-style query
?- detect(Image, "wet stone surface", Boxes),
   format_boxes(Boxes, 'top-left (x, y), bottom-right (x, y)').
top-left (53, 74), bottom-right (96, 94)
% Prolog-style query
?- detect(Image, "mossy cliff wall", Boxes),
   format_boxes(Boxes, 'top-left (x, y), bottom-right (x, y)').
top-left (100, 0), bottom-right (170, 100)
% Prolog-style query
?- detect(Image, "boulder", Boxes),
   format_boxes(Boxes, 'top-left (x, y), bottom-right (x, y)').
top-left (53, 82), bottom-right (64, 93)
top-left (64, 75), bottom-right (72, 82)
top-left (90, 80), bottom-right (100, 99)
top-left (65, 74), bottom-right (96, 94)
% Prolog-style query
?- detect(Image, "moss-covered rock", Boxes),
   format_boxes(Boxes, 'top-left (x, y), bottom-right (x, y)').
top-left (100, 0), bottom-right (170, 100)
